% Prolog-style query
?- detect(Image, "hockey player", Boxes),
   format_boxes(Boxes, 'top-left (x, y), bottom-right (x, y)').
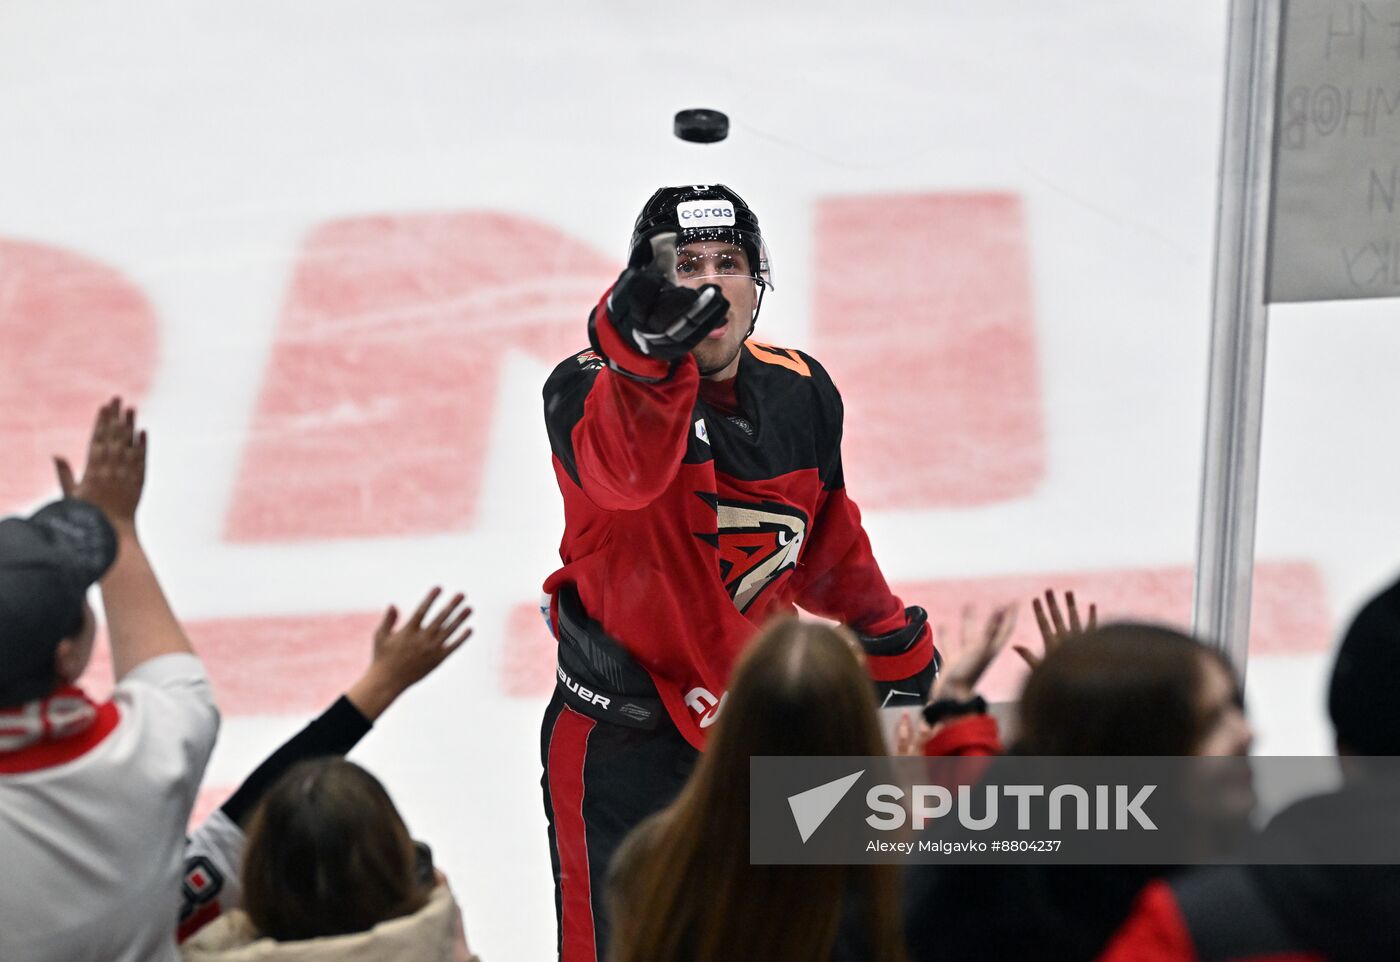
top-left (539, 185), bottom-right (938, 962)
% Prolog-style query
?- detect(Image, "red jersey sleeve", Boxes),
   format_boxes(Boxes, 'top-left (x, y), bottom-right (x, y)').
top-left (545, 291), bottom-right (699, 512)
top-left (785, 363), bottom-right (905, 633)
top-left (791, 485), bottom-right (905, 632)
top-left (786, 358), bottom-right (935, 684)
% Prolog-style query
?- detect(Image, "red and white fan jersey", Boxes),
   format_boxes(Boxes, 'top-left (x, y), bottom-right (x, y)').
top-left (0, 654), bottom-right (220, 962)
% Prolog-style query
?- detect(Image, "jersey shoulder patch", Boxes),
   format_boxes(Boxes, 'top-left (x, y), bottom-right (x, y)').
top-left (743, 342), bottom-right (840, 410)
top-left (745, 341), bottom-right (811, 377)
top-left (545, 347), bottom-right (605, 397)
top-left (573, 349), bottom-right (605, 371)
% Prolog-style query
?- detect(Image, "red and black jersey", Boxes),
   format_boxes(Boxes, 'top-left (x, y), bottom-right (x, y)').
top-left (542, 291), bottom-right (932, 748)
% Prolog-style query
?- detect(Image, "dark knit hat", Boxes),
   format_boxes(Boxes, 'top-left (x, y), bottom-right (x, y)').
top-left (1328, 576), bottom-right (1400, 756)
top-left (0, 499), bottom-right (118, 707)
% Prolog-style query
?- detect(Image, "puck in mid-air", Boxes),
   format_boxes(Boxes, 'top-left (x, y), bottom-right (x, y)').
top-left (674, 108), bottom-right (729, 143)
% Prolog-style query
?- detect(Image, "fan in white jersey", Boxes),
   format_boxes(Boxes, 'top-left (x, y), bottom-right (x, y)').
top-left (0, 399), bottom-right (220, 962)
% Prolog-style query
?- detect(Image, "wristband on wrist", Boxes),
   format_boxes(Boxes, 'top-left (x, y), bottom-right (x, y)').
top-left (921, 694), bottom-right (988, 727)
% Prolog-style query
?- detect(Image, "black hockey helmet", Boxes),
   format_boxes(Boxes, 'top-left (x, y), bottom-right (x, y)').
top-left (629, 185), bottom-right (774, 291)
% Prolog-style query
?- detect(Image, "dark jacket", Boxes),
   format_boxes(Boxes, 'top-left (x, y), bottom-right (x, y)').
top-left (906, 857), bottom-right (1164, 962)
top-left (1099, 778), bottom-right (1400, 962)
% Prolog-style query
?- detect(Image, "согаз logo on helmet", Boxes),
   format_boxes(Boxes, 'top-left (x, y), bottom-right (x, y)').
top-left (675, 199), bottom-right (737, 227)
top-left (679, 206), bottom-right (734, 220)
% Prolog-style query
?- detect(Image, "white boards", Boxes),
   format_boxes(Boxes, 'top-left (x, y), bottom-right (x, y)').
top-left (1268, 0), bottom-right (1400, 302)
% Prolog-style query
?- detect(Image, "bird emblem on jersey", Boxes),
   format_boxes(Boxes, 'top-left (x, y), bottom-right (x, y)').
top-left (695, 495), bottom-right (808, 613)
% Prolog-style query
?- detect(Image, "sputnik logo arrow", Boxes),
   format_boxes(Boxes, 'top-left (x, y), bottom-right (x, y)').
top-left (787, 770), bottom-right (864, 843)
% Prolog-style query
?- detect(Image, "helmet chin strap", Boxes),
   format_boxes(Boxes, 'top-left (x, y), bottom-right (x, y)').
top-left (748, 281), bottom-right (766, 338)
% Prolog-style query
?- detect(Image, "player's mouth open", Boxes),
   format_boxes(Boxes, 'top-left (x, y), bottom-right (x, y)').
top-left (706, 322), bottom-right (729, 339)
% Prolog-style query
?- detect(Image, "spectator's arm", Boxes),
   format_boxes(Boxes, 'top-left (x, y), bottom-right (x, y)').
top-left (1014, 588), bottom-right (1098, 670)
top-left (892, 605), bottom-right (1016, 756)
top-left (226, 585), bottom-right (472, 824)
top-left (220, 696), bottom-right (372, 826)
top-left (56, 398), bottom-right (192, 679)
top-left (99, 533), bottom-right (193, 679)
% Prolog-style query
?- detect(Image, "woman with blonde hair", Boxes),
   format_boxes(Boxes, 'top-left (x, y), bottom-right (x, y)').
top-left (606, 618), bottom-right (907, 962)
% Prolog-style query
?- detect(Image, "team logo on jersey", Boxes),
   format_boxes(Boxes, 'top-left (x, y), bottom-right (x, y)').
top-left (574, 350), bottom-right (604, 371)
top-left (695, 495), bottom-right (808, 613)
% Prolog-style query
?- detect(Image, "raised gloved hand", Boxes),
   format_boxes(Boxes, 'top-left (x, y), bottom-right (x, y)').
top-left (603, 230), bottom-right (730, 362)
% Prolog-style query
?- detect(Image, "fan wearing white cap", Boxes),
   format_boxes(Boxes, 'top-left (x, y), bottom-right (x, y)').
top-left (0, 398), bottom-right (220, 962)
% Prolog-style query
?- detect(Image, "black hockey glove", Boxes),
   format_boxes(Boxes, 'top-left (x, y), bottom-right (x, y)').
top-left (604, 230), bottom-right (730, 362)
top-left (858, 606), bottom-right (940, 709)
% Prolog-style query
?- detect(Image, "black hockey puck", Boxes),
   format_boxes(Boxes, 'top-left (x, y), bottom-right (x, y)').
top-left (674, 108), bottom-right (729, 143)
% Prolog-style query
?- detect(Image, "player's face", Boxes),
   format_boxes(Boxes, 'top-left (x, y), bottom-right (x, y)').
top-left (1193, 655), bottom-right (1253, 757)
top-left (675, 241), bottom-right (757, 380)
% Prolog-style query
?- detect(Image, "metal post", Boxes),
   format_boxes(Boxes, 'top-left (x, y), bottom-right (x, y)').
top-left (1193, 0), bottom-right (1282, 682)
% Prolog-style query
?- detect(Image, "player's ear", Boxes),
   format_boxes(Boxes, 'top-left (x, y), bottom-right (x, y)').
top-left (53, 602), bottom-right (96, 683)
top-left (53, 637), bottom-right (78, 683)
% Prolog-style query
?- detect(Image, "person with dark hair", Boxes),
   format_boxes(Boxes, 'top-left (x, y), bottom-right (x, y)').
top-left (176, 587), bottom-right (474, 946)
top-left (902, 592), bottom-right (1254, 962)
top-left (1098, 576), bottom-right (1400, 962)
top-left (1017, 622), bottom-right (1252, 758)
top-left (182, 758), bottom-right (474, 961)
top-left (540, 185), bottom-right (939, 961)
top-left (0, 399), bottom-right (220, 962)
top-left (605, 618), bottom-right (911, 962)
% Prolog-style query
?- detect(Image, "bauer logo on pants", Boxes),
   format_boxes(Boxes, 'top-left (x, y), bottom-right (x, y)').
top-left (676, 199), bottom-right (736, 227)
